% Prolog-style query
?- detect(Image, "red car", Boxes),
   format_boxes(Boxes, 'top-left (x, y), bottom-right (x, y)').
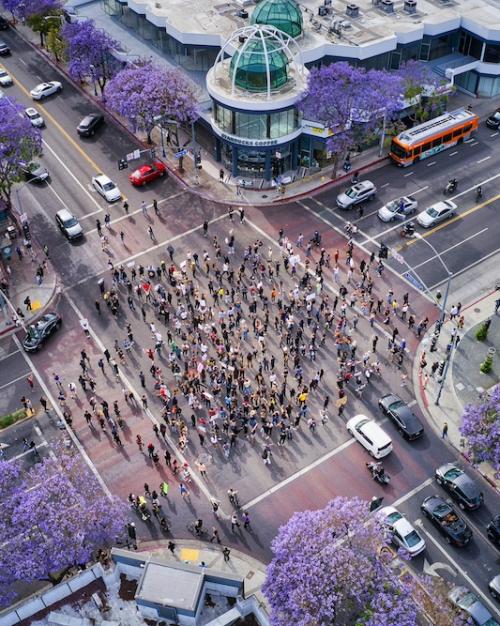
top-left (129, 160), bottom-right (167, 186)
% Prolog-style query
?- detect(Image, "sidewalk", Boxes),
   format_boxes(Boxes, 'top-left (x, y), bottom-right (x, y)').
top-left (0, 240), bottom-right (59, 337)
top-left (413, 289), bottom-right (500, 489)
top-left (135, 537), bottom-right (268, 608)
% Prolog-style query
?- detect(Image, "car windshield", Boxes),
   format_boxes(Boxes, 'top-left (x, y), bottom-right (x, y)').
top-left (458, 592), bottom-right (477, 609)
top-left (434, 503), bottom-right (452, 518)
top-left (0, 70), bottom-right (8, 76)
top-left (345, 188), bottom-right (358, 198)
top-left (385, 511), bottom-right (402, 525)
top-left (63, 216), bottom-right (78, 227)
top-left (404, 530), bottom-right (421, 547)
top-left (427, 207), bottom-right (439, 217)
top-left (385, 200), bottom-right (400, 212)
top-left (27, 111), bottom-right (37, 118)
top-left (491, 112), bottom-right (500, 121)
top-left (103, 182), bottom-right (116, 191)
top-left (444, 467), bottom-right (462, 480)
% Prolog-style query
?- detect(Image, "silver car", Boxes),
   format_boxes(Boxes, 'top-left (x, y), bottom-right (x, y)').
top-left (448, 586), bottom-right (499, 625)
top-left (25, 107), bottom-right (45, 128)
top-left (378, 196), bottom-right (418, 222)
top-left (336, 180), bottom-right (377, 209)
top-left (416, 200), bottom-right (457, 228)
top-left (55, 208), bottom-right (83, 241)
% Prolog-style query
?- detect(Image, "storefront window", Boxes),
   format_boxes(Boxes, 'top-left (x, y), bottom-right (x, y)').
top-left (235, 112), bottom-right (267, 139)
top-left (484, 44), bottom-right (500, 64)
top-left (270, 109), bottom-right (297, 138)
top-left (214, 103), bottom-right (234, 134)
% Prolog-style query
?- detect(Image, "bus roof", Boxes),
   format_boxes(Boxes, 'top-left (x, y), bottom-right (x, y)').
top-left (396, 109), bottom-right (478, 146)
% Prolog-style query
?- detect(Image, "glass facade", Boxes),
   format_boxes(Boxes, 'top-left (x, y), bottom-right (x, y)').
top-left (213, 102), bottom-right (299, 139)
top-left (250, 0), bottom-right (303, 38)
top-left (230, 37), bottom-right (289, 92)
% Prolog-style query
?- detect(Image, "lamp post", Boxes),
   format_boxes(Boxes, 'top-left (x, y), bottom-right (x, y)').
top-left (89, 64), bottom-right (98, 96)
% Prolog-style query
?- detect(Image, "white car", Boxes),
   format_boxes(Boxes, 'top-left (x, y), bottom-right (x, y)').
top-left (30, 81), bottom-right (62, 100)
top-left (92, 174), bottom-right (121, 202)
top-left (416, 200), bottom-right (457, 228)
top-left (378, 506), bottom-right (426, 557)
top-left (378, 196), bottom-right (418, 222)
top-left (336, 180), bottom-right (377, 209)
top-left (25, 107), bottom-right (45, 128)
top-left (346, 414), bottom-right (392, 458)
top-left (0, 67), bottom-right (12, 86)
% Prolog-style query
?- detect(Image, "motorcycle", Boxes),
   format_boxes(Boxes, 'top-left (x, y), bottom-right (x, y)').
top-left (476, 186), bottom-right (483, 201)
top-left (399, 222), bottom-right (415, 238)
top-left (311, 231), bottom-right (322, 247)
top-left (444, 179), bottom-right (458, 194)
top-left (366, 462), bottom-right (391, 485)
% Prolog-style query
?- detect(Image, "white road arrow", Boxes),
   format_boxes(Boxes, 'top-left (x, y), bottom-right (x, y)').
top-left (423, 558), bottom-right (457, 578)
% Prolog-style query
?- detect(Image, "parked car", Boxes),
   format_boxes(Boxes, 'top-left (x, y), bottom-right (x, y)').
top-left (489, 575), bottom-right (500, 602)
top-left (21, 162), bottom-right (49, 183)
top-left (22, 312), bottom-right (62, 352)
top-left (486, 109), bottom-right (500, 129)
top-left (0, 40), bottom-right (10, 56)
top-left (378, 196), bottom-right (418, 222)
top-left (420, 495), bottom-right (472, 547)
top-left (378, 506), bottom-right (426, 557)
top-left (448, 586), bottom-right (499, 625)
top-left (25, 107), bottom-right (45, 128)
top-left (0, 66), bottom-right (12, 86)
top-left (30, 80), bottom-right (62, 100)
top-left (378, 394), bottom-right (424, 440)
top-left (336, 180), bottom-right (377, 209)
top-left (416, 200), bottom-right (457, 228)
top-left (0, 16), bottom-right (9, 29)
top-left (55, 208), bottom-right (83, 241)
top-left (91, 173), bottom-right (121, 202)
top-left (346, 414), bottom-right (392, 458)
top-left (487, 515), bottom-right (500, 547)
top-left (435, 463), bottom-right (483, 510)
top-left (129, 160), bottom-right (167, 186)
top-left (77, 113), bottom-right (104, 137)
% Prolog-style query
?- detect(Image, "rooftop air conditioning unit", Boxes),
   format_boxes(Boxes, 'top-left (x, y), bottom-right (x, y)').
top-left (381, 0), bottom-right (394, 12)
top-left (372, 0), bottom-right (381, 5)
top-left (238, 35), bottom-right (247, 43)
top-left (324, 0), bottom-right (332, 5)
top-left (346, 3), bottom-right (359, 17)
top-left (403, 0), bottom-right (417, 12)
top-left (237, 9), bottom-right (249, 18)
top-left (318, 5), bottom-right (328, 16)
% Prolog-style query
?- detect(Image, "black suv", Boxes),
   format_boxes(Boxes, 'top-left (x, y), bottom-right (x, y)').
top-left (77, 113), bottom-right (104, 137)
top-left (22, 312), bottom-right (62, 352)
top-left (487, 515), bottom-right (500, 547)
top-left (421, 495), bottom-right (472, 547)
top-left (486, 109), bottom-right (500, 129)
top-left (435, 463), bottom-right (483, 510)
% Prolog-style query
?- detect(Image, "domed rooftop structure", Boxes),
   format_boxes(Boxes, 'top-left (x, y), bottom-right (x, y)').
top-left (250, 0), bottom-right (303, 39)
top-left (209, 25), bottom-right (305, 100)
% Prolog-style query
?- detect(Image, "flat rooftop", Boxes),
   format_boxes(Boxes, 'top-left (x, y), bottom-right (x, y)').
top-left (123, 0), bottom-right (500, 58)
top-left (135, 561), bottom-right (203, 611)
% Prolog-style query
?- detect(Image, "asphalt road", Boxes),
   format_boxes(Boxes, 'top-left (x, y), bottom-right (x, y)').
top-left (0, 26), bottom-right (499, 618)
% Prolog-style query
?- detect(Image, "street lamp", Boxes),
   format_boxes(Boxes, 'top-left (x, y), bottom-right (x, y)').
top-left (89, 64), bottom-right (98, 97)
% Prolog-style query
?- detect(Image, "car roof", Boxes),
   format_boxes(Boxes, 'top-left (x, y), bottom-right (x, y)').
top-left (354, 417), bottom-right (390, 442)
top-left (25, 107), bottom-right (39, 115)
top-left (95, 173), bottom-right (111, 183)
top-left (428, 200), bottom-right (456, 211)
top-left (56, 208), bottom-right (74, 220)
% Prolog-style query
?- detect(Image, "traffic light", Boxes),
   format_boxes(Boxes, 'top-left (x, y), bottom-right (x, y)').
top-left (118, 158), bottom-right (128, 170)
top-left (149, 148), bottom-right (156, 160)
top-left (378, 244), bottom-right (388, 259)
top-left (195, 152), bottom-right (202, 170)
top-left (22, 222), bottom-right (31, 241)
top-left (438, 360), bottom-right (446, 377)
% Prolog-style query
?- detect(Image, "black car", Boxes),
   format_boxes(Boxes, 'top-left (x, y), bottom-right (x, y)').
top-left (435, 463), bottom-right (483, 510)
top-left (0, 40), bottom-right (10, 55)
top-left (421, 495), bottom-right (473, 547)
top-left (21, 162), bottom-right (49, 183)
top-left (378, 394), bottom-right (424, 440)
top-left (486, 109), bottom-right (500, 129)
top-left (22, 312), bottom-right (62, 352)
top-left (0, 16), bottom-right (9, 29)
top-left (487, 515), bottom-right (500, 547)
top-left (77, 113), bottom-right (104, 137)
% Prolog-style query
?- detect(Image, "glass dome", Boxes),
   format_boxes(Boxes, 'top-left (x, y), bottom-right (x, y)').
top-left (230, 31), bottom-right (289, 93)
top-left (251, 0), bottom-right (303, 38)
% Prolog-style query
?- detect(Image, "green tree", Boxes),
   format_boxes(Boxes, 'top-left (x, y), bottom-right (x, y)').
top-left (46, 24), bottom-right (66, 61)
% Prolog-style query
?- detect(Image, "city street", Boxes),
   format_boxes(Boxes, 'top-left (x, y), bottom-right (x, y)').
top-left (0, 24), bottom-right (499, 621)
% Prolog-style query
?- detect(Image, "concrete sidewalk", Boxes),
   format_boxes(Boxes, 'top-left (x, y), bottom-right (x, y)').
top-left (413, 288), bottom-right (500, 489)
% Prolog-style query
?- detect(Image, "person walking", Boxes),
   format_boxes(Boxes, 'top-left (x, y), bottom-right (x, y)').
top-left (160, 481), bottom-right (169, 497)
top-left (148, 225), bottom-right (156, 241)
top-left (26, 374), bottom-right (34, 390)
top-left (167, 541), bottom-right (176, 554)
top-left (120, 230), bottom-right (125, 245)
top-left (141, 201), bottom-right (148, 217)
top-left (231, 514), bottom-right (241, 532)
top-left (222, 547), bottom-right (231, 562)
top-left (242, 511), bottom-right (251, 530)
top-left (441, 422), bottom-right (448, 439)
top-left (153, 199), bottom-right (159, 216)
top-left (239, 208), bottom-right (245, 223)
top-left (123, 200), bottom-right (129, 214)
top-left (40, 396), bottom-right (49, 412)
top-left (203, 220), bottom-right (208, 237)
top-left (210, 527), bottom-right (221, 544)
top-left (179, 482), bottom-right (189, 499)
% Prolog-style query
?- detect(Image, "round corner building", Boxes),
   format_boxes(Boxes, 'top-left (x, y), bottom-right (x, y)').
top-left (206, 24), bottom-right (308, 182)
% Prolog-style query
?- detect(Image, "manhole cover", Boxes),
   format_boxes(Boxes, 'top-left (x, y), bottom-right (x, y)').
top-left (246, 570), bottom-right (255, 580)
top-left (455, 382), bottom-right (465, 391)
top-left (474, 308), bottom-right (481, 313)
top-left (262, 194), bottom-right (268, 198)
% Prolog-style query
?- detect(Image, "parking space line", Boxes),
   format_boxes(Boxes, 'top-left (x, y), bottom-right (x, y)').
top-left (8, 441), bottom-right (48, 462)
top-left (381, 182), bottom-right (390, 188)
top-left (0, 349), bottom-right (21, 363)
top-left (0, 372), bottom-right (31, 391)
top-left (409, 229), bottom-right (488, 271)
top-left (391, 477), bottom-right (433, 508)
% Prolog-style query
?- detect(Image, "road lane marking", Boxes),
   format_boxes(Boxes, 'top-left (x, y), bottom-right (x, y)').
top-left (381, 182), bottom-right (390, 188)
top-left (428, 246), bottom-right (500, 291)
top-left (412, 186), bottom-right (429, 195)
top-left (391, 477), bottom-right (433, 508)
top-left (490, 132), bottom-right (498, 138)
top-left (7, 441), bottom-right (48, 462)
top-left (409, 228), bottom-right (488, 271)
top-left (415, 520), bottom-right (500, 618)
top-left (19, 58), bottom-right (27, 66)
top-left (0, 372), bottom-right (32, 390)
top-left (12, 334), bottom-right (113, 498)
top-left (426, 161), bottom-right (436, 167)
top-left (449, 151), bottom-right (458, 156)
top-left (0, 349), bottom-right (21, 363)
top-left (477, 156), bottom-right (491, 164)
top-left (404, 171), bottom-right (414, 177)
top-left (12, 77), bottom-right (102, 173)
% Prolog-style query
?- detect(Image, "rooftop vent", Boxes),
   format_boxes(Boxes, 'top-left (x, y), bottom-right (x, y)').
top-left (371, 0), bottom-right (381, 5)
top-left (381, 0), bottom-right (394, 12)
top-left (237, 9), bottom-right (249, 18)
top-left (346, 3), bottom-right (359, 17)
top-left (324, 0), bottom-right (332, 5)
top-left (403, 0), bottom-right (416, 12)
top-left (238, 35), bottom-right (247, 43)
top-left (318, 5), bottom-right (328, 16)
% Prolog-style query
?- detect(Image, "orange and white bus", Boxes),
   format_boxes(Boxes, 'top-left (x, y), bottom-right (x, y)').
top-left (389, 108), bottom-right (479, 167)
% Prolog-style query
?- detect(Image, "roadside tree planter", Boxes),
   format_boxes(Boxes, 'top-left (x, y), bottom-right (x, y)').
top-left (479, 347), bottom-right (495, 374)
top-left (476, 319), bottom-right (492, 341)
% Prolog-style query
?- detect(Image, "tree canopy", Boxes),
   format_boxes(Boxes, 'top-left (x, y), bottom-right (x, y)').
top-left (460, 385), bottom-right (500, 472)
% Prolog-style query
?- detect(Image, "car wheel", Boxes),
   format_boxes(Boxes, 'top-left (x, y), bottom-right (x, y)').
top-left (368, 450), bottom-right (375, 457)
top-left (491, 588), bottom-right (498, 600)
top-left (160, 171), bottom-right (165, 176)
top-left (421, 508), bottom-right (429, 518)
top-left (40, 94), bottom-right (46, 100)
top-left (57, 86), bottom-right (62, 93)
top-left (347, 428), bottom-right (353, 436)
top-left (142, 181), bottom-right (146, 186)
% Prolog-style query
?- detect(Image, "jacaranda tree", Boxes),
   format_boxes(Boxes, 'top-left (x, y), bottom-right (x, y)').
top-left (397, 60), bottom-right (448, 123)
top-left (104, 60), bottom-right (199, 142)
top-left (1, 0), bottom-right (63, 46)
top-left (300, 62), bottom-right (404, 172)
top-left (263, 496), bottom-right (418, 626)
top-left (460, 385), bottom-right (500, 473)
top-left (0, 97), bottom-right (42, 210)
top-left (0, 448), bottom-right (128, 608)
top-left (62, 19), bottom-right (119, 93)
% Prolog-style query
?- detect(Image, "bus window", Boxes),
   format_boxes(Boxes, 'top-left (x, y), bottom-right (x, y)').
top-left (463, 124), bottom-right (472, 133)
top-left (413, 146), bottom-right (421, 156)
top-left (443, 133), bottom-right (452, 143)
top-left (432, 137), bottom-right (442, 148)
top-left (390, 141), bottom-right (408, 160)
top-left (453, 129), bottom-right (462, 138)
top-left (422, 142), bottom-right (431, 153)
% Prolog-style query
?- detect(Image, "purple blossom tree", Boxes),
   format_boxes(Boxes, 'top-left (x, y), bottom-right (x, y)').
top-left (460, 386), bottom-right (500, 473)
top-left (0, 96), bottom-right (42, 210)
top-left (300, 62), bottom-right (404, 172)
top-left (62, 19), bottom-right (119, 93)
top-left (397, 60), bottom-right (448, 123)
top-left (0, 448), bottom-right (127, 608)
top-left (263, 496), bottom-right (418, 626)
top-left (104, 61), bottom-right (199, 142)
top-left (1, 0), bottom-right (61, 20)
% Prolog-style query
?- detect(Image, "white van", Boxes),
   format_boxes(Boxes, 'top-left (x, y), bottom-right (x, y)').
top-left (346, 415), bottom-right (393, 459)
